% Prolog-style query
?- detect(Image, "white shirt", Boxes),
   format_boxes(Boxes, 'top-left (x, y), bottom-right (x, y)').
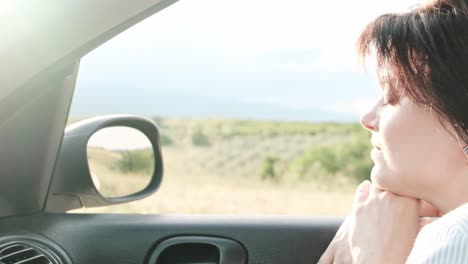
top-left (407, 203), bottom-right (468, 263)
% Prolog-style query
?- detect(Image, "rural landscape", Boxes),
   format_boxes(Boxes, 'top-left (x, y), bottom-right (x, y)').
top-left (72, 116), bottom-right (373, 216)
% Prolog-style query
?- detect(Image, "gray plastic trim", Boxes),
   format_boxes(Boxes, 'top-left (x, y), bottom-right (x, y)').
top-left (148, 236), bottom-right (247, 264)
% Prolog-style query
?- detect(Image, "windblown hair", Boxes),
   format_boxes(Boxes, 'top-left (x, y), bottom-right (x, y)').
top-left (357, 0), bottom-right (468, 145)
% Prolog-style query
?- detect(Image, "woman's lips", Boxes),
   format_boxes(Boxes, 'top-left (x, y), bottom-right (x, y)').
top-left (371, 148), bottom-right (382, 160)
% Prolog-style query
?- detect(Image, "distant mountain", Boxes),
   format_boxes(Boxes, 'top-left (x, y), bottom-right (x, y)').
top-left (69, 89), bottom-right (356, 122)
top-left (71, 48), bottom-right (377, 122)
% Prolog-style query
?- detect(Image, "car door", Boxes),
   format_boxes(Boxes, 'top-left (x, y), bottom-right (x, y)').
top-left (0, 0), bottom-right (346, 263)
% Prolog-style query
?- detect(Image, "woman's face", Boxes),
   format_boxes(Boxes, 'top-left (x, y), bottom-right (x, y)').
top-left (360, 86), bottom-right (467, 202)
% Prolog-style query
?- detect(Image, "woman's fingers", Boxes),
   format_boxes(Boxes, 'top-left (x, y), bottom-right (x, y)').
top-left (418, 217), bottom-right (437, 231)
top-left (353, 180), bottom-right (371, 208)
top-left (417, 201), bottom-right (441, 232)
top-left (419, 200), bottom-right (442, 217)
top-left (368, 183), bottom-right (383, 199)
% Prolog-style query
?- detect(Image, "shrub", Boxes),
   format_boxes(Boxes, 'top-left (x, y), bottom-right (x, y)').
top-left (291, 146), bottom-right (340, 177)
top-left (288, 132), bottom-right (373, 183)
top-left (261, 156), bottom-right (279, 181)
top-left (337, 134), bottom-right (373, 182)
top-left (159, 133), bottom-right (173, 146)
top-left (116, 150), bottom-right (154, 174)
top-left (191, 129), bottom-right (211, 147)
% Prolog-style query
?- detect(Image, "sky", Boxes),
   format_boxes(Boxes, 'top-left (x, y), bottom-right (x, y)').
top-left (87, 127), bottom-right (152, 150)
top-left (70, 0), bottom-right (421, 122)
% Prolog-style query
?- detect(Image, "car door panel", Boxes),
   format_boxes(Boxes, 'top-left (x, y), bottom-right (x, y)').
top-left (0, 213), bottom-right (341, 263)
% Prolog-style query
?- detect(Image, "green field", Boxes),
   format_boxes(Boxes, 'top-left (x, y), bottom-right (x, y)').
top-left (71, 117), bottom-right (372, 216)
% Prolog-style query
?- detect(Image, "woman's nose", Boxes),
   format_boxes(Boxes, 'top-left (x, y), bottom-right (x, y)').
top-left (360, 105), bottom-right (379, 132)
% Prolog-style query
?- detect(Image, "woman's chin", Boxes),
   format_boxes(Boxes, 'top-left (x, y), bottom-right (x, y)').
top-left (370, 165), bottom-right (393, 191)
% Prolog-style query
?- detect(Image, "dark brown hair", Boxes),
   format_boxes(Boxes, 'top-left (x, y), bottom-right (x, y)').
top-left (357, 0), bottom-right (468, 145)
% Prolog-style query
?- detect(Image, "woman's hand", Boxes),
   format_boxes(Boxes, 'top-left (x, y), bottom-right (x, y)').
top-left (348, 182), bottom-right (420, 264)
top-left (317, 181), bottom-right (441, 264)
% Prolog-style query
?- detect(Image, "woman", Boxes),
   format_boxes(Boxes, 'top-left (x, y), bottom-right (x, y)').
top-left (319, 0), bottom-right (468, 263)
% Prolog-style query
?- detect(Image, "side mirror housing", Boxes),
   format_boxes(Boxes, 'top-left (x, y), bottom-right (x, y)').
top-left (45, 115), bottom-right (163, 212)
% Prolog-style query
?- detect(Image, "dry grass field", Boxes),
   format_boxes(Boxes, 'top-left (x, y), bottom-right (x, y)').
top-left (71, 117), bottom-right (367, 216)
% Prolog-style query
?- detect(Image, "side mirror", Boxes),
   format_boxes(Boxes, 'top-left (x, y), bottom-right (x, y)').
top-left (45, 115), bottom-right (163, 212)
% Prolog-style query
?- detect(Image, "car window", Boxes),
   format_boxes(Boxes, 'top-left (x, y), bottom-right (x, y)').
top-left (68, 0), bottom-right (416, 216)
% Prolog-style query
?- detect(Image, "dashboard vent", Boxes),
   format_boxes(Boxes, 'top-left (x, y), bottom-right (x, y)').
top-left (0, 241), bottom-right (61, 264)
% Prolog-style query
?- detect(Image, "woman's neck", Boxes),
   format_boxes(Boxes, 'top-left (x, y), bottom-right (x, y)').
top-left (426, 173), bottom-right (468, 214)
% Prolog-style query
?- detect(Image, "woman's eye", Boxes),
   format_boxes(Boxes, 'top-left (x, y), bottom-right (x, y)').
top-left (382, 93), bottom-right (398, 106)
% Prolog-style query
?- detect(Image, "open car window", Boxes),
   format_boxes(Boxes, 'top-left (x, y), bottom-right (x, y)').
top-left (69, 0), bottom-right (416, 216)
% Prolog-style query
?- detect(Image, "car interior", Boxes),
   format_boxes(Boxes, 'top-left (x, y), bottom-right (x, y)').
top-left (0, 0), bottom-right (343, 263)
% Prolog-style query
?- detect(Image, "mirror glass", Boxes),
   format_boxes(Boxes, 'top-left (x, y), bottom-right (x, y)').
top-left (87, 126), bottom-right (154, 198)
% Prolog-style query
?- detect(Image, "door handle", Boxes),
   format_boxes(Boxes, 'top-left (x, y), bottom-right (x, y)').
top-left (148, 236), bottom-right (247, 264)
